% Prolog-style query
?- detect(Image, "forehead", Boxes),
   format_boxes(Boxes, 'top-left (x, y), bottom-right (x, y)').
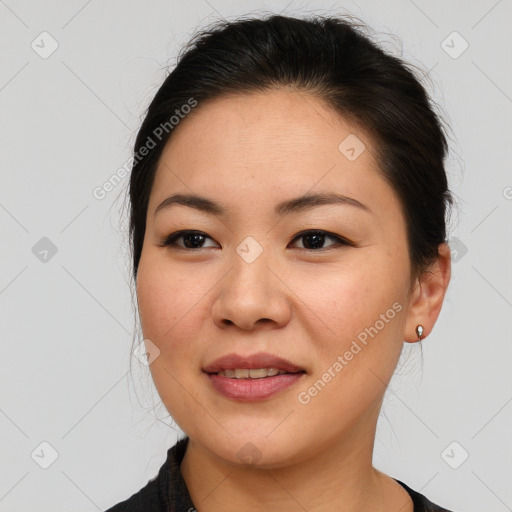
top-left (150, 89), bottom-right (400, 220)
top-left (161, 88), bottom-right (377, 164)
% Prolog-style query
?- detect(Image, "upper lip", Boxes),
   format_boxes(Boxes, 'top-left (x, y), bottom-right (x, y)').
top-left (203, 352), bottom-right (305, 374)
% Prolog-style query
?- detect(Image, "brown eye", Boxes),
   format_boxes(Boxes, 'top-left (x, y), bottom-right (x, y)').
top-left (289, 230), bottom-right (353, 250)
top-left (160, 230), bottom-right (219, 249)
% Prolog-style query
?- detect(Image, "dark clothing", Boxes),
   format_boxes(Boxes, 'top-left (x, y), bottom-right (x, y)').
top-left (105, 436), bottom-right (453, 511)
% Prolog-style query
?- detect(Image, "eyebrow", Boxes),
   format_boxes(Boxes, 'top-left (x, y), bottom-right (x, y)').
top-left (154, 192), bottom-right (371, 218)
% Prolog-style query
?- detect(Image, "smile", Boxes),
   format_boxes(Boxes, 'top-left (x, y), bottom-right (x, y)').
top-left (215, 368), bottom-right (301, 378)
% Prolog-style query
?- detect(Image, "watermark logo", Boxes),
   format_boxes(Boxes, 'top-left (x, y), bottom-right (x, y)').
top-left (32, 237), bottom-right (58, 263)
top-left (236, 236), bottom-right (264, 264)
top-left (237, 442), bottom-right (262, 465)
top-left (31, 441), bottom-right (59, 469)
top-left (441, 31), bottom-right (469, 59)
top-left (448, 236), bottom-right (468, 263)
top-left (31, 31), bottom-right (59, 59)
top-left (441, 441), bottom-right (469, 469)
top-left (134, 338), bottom-right (161, 366)
top-left (338, 134), bottom-right (366, 161)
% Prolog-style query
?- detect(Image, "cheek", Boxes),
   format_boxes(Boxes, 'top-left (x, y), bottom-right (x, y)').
top-left (135, 253), bottom-right (221, 389)
top-left (136, 254), bottom-right (199, 340)
top-left (136, 256), bottom-right (208, 416)
top-left (291, 265), bottom-right (408, 414)
top-left (290, 255), bottom-right (407, 345)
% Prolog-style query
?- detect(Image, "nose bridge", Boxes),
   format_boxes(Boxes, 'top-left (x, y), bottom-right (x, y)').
top-left (212, 234), bottom-right (290, 329)
top-left (229, 234), bottom-right (273, 300)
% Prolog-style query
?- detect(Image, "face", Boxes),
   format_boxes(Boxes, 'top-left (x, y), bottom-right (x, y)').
top-left (136, 89), bottom-right (417, 467)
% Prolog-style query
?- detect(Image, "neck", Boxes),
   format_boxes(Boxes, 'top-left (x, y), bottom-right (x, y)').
top-left (180, 404), bottom-right (413, 512)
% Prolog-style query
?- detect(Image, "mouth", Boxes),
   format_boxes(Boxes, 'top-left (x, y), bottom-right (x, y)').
top-left (209, 368), bottom-right (306, 379)
top-left (203, 352), bottom-right (306, 400)
top-left (203, 352), bottom-right (306, 377)
top-left (211, 368), bottom-right (305, 379)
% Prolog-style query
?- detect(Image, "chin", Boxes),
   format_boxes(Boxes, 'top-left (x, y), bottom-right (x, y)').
top-left (188, 427), bottom-right (311, 469)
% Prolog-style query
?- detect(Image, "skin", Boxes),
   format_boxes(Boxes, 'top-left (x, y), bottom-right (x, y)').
top-left (135, 88), bottom-right (451, 511)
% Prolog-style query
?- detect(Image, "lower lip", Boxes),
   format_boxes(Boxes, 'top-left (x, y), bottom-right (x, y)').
top-left (206, 372), bottom-right (305, 401)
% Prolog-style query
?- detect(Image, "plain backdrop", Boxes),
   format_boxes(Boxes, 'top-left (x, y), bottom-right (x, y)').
top-left (1, 1), bottom-right (511, 511)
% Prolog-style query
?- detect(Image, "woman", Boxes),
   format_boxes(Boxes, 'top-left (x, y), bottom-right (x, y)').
top-left (106, 13), bottom-right (454, 512)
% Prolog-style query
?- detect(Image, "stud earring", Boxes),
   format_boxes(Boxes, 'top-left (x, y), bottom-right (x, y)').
top-left (415, 325), bottom-right (424, 342)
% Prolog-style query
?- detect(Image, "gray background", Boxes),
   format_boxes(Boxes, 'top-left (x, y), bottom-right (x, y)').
top-left (1, 1), bottom-right (511, 510)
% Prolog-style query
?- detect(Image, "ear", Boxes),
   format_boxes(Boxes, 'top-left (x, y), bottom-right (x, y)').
top-left (404, 242), bottom-right (451, 343)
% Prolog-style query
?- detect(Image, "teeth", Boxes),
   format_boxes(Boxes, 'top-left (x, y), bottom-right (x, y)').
top-left (217, 368), bottom-right (283, 379)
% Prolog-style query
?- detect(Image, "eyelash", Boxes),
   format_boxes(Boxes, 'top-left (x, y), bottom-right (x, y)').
top-left (158, 229), bottom-right (355, 252)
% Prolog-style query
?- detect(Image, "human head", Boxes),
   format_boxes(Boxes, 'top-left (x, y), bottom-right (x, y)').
top-left (129, 14), bottom-right (453, 285)
top-left (128, 13), bottom-right (452, 466)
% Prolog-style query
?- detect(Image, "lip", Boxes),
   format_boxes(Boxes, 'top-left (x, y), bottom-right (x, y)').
top-left (203, 352), bottom-right (305, 374)
top-left (207, 373), bottom-right (305, 401)
top-left (203, 352), bottom-right (306, 401)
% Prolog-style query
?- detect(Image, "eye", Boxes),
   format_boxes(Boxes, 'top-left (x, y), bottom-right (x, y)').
top-left (159, 230), bottom-right (219, 249)
top-left (289, 230), bottom-right (354, 250)
top-left (159, 229), bottom-right (354, 251)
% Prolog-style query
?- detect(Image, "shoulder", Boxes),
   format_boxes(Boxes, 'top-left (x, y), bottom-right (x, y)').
top-left (103, 474), bottom-right (161, 512)
top-left (105, 446), bottom-right (175, 512)
top-left (394, 479), bottom-right (454, 512)
top-left (103, 438), bottom-right (190, 512)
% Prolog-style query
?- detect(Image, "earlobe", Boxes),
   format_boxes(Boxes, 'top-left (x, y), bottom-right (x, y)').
top-left (404, 242), bottom-right (451, 343)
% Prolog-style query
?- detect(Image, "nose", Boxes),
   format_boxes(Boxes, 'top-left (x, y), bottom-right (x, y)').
top-left (211, 247), bottom-right (292, 331)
